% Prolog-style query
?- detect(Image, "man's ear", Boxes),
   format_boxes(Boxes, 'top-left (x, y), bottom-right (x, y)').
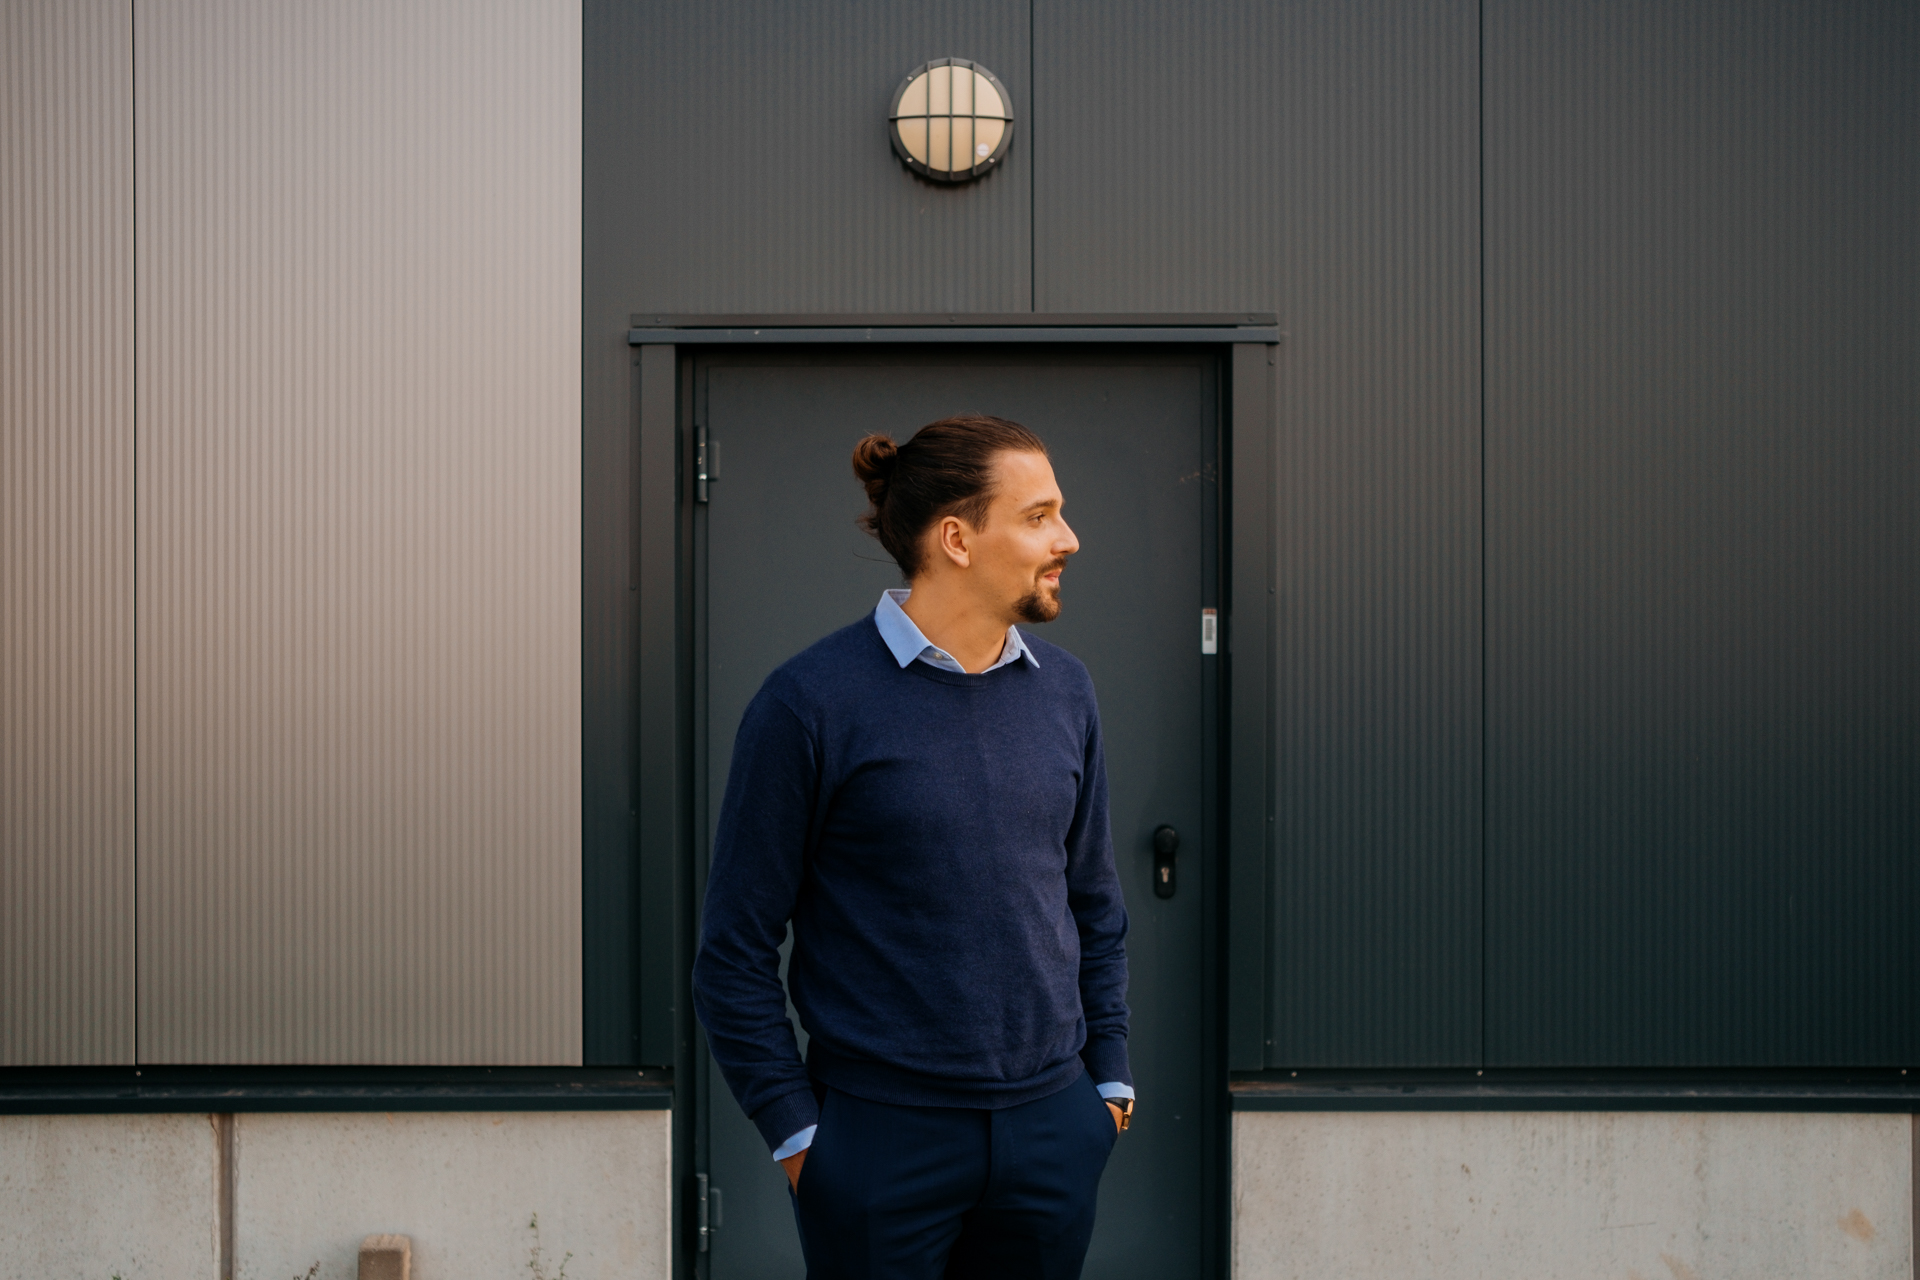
top-left (934, 515), bottom-right (972, 569)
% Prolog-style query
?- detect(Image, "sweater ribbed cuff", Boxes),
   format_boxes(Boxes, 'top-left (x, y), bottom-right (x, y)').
top-left (750, 1085), bottom-right (821, 1154)
top-left (1079, 1033), bottom-right (1132, 1092)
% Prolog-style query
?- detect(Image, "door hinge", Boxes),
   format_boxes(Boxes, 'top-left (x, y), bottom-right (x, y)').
top-left (694, 1173), bottom-right (723, 1251)
top-left (695, 426), bottom-right (720, 503)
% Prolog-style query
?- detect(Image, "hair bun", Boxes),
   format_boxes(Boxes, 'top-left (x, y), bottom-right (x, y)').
top-left (851, 434), bottom-right (899, 494)
top-left (852, 414), bottom-right (1047, 578)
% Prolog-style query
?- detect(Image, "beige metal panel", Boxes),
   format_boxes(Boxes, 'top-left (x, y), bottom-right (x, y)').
top-left (0, 1), bottom-right (135, 1065)
top-left (135, 0), bottom-right (583, 1063)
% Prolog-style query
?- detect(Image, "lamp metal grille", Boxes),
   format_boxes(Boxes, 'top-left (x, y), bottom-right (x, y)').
top-left (889, 59), bottom-right (1013, 182)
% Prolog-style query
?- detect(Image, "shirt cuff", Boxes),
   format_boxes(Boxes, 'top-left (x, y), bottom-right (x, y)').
top-left (770, 1124), bottom-right (816, 1161)
top-left (1095, 1082), bottom-right (1135, 1101)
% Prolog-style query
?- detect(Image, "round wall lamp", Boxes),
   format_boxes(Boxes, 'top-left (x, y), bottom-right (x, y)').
top-left (889, 59), bottom-right (1013, 182)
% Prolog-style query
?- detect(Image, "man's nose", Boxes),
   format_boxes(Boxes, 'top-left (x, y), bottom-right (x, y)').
top-left (1056, 518), bottom-right (1080, 556)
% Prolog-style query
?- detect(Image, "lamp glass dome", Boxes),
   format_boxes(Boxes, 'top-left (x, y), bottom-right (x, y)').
top-left (890, 60), bottom-right (1013, 182)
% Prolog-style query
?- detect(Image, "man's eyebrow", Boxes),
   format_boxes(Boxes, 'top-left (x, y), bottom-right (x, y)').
top-left (1019, 496), bottom-right (1060, 513)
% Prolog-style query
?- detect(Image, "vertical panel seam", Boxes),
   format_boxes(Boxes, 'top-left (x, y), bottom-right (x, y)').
top-left (1477, 0), bottom-right (1489, 1070)
top-left (1263, 349), bottom-right (1277, 1066)
top-left (216, 1112), bottom-right (236, 1279)
top-left (131, 0), bottom-right (141, 1066)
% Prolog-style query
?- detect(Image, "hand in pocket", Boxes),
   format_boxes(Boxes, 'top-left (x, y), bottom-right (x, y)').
top-left (781, 1147), bottom-right (807, 1191)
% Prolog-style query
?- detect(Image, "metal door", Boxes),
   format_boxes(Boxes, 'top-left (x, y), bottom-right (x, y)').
top-left (693, 349), bottom-right (1221, 1278)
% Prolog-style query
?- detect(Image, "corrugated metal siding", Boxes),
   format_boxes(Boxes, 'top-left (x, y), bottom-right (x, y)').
top-left (586, 0), bottom-right (1031, 316)
top-left (1484, 0), bottom-right (1920, 1064)
top-left (134, 0), bottom-right (583, 1063)
top-left (579, 0), bottom-right (1035, 1061)
top-left (1034, 0), bottom-right (1484, 1065)
top-left (0, 0), bottom-right (134, 1066)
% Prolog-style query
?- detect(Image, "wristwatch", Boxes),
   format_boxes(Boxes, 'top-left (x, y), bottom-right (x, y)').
top-left (1108, 1095), bottom-right (1133, 1131)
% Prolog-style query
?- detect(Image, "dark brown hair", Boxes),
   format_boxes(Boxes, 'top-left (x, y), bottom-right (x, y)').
top-left (851, 414), bottom-right (1049, 579)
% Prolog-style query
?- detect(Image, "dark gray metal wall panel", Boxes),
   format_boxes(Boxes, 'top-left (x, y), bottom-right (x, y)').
top-left (580, 341), bottom-right (678, 1068)
top-left (1226, 345), bottom-right (1273, 1071)
top-left (1484, 0), bottom-right (1920, 1065)
top-left (580, 35), bottom-right (639, 1063)
top-left (635, 346), bottom-right (680, 1066)
top-left (1036, 0), bottom-right (1484, 1066)
top-left (579, 338), bottom-right (638, 1063)
top-left (583, 2), bottom-right (1036, 1058)
top-left (586, 0), bottom-right (1030, 316)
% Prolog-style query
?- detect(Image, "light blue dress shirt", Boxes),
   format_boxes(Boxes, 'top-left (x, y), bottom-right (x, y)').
top-left (769, 591), bottom-right (1134, 1162)
top-left (873, 587), bottom-right (1038, 674)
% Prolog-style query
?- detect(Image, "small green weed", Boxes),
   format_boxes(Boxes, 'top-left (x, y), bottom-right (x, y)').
top-left (527, 1212), bottom-right (572, 1280)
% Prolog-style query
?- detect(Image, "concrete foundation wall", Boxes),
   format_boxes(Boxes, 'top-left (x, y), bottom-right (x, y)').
top-left (1234, 1111), bottom-right (1914, 1280)
top-left (0, 1110), bottom-right (670, 1280)
top-left (234, 1111), bottom-right (671, 1280)
top-left (0, 1113), bottom-right (219, 1278)
top-left (6, 1108), bottom-right (1907, 1277)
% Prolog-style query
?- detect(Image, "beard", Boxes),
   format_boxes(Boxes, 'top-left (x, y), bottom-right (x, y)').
top-left (1013, 559), bottom-right (1068, 623)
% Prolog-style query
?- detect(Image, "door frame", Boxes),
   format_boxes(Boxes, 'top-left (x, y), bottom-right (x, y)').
top-left (600, 315), bottom-right (1278, 1277)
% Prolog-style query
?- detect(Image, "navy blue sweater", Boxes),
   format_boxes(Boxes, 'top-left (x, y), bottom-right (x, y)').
top-left (692, 616), bottom-right (1131, 1152)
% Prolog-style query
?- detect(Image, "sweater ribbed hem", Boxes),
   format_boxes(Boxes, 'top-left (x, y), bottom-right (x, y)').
top-left (807, 1041), bottom-right (1086, 1112)
top-left (749, 1084), bottom-right (822, 1153)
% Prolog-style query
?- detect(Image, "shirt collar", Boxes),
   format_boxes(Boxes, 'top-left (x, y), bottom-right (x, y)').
top-left (874, 589), bottom-right (1039, 673)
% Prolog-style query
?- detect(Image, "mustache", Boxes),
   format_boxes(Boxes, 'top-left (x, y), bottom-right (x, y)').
top-left (1037, 558), bottom-right (1069, 577)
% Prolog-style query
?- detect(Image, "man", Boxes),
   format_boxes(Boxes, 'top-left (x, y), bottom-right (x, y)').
top-left (692, 414), bottom-right (1133, 1279)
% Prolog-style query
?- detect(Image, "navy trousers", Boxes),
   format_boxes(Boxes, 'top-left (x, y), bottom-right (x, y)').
top-left (791, 1070), bottom-right (1118, 1280)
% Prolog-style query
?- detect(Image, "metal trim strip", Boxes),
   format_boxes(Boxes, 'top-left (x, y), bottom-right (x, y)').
top-left (1230, 1084), bottom-right (1920, 1113)
top-left (630, 312), bottom-right (1277, 328)
top-left (0, 1088), bottom-right (673, 1115)
top-left (628, 326), bottom-right (1281, 345)
top-left (0, 1070), bottom-right (673, 1114)
top-left (1226, 344), bottom-right (1275, 1070)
